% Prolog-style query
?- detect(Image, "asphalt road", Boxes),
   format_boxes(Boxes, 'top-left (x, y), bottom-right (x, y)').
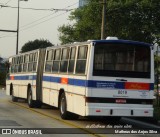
top-left (0, 89), bottom-right (160, 137)
top-left (0, 90), bottom-right (90, 137)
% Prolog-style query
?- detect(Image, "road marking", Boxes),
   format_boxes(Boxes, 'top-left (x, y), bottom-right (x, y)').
top-left (8, 101), bottom-right (106, 137)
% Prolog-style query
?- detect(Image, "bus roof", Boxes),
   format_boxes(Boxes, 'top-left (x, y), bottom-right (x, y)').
top-left (9, 49), bottom-right (40, 58)
top-left (50, 39), bottom-right (153, 49)
top-left (91, 39), bottom-right (152, 47)
top-left (10, 39), bottom-right (152, 58)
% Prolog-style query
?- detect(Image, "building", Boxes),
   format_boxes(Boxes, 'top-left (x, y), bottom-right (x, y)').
top-left (79, 0), bottom-right (87, 7)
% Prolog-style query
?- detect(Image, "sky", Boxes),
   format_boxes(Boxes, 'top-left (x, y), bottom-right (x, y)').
top-left (0, 0), bottom-right (78, 58)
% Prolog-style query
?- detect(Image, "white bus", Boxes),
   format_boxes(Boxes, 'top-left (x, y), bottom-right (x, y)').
top-left (6, 37), bottom-right (154, 120)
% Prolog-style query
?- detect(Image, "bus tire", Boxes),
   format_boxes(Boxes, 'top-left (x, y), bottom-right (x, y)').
top-left (35, 101), bottom-right (42, 108)
top-left (27, 89), bottom-right (35, 108)
top-left (12, 95), bottom-right (18, 102)
top-left (69, 112), bottom-right (79, 120)
top-left (59, 92), bottom-right (71, 120)
top-left (11, 86), bottom-right (18, 102)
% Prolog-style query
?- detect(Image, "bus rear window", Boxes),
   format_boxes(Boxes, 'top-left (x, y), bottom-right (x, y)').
top-left (93, 44), bottom-right (150, 78)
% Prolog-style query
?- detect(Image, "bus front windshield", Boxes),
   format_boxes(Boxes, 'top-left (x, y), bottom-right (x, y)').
top-left (93, 43), bottom-right (151, 78)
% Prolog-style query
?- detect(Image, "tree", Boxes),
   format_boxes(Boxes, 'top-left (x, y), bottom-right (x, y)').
top-left (0, 56), bottom-right (7, 86)
top-left (21, 39), bottom-right (54, 53)
top-left (58, 0), bottom-right (160, 45)
top-left (58, 0), bottom-right (101, 44)
top-left (106, 0), bottom-right (160, 44)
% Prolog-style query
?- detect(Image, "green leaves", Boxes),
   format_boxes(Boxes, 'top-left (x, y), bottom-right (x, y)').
top-left (21, 39), bottom-right (53, 53)
top-left (58, 0), bottom-right (102, 44)
top-left (58, 0), bottom-right (160, 45)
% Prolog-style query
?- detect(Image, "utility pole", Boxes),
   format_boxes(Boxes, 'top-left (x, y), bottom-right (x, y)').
top-left (16, 0), bottom-right (28, 54)
top-left (101, 0), bottom-right (106, 40)
top-left (0, 0), bottom-right (28, 54)
top-left (16, 0), bottom-right (20, 55)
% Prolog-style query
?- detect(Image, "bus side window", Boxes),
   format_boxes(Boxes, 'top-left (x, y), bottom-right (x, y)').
top-left (11, 57), bottom-right (15, 73)
top-left (45, 50), bottom-right (53, 72)
top-left (52, 49), bottom-right (61, 73)
top-left (11, 65), bottom-right (15, 73)
top-left (75, 46), bottom-right (88, 74)
top-left (28, 53), bottom-right (33, 72)
top-left (23, 54), bottom-right (28, 72)
top-left (14, 57), bottom-right (18, 73)
top-left (60, 48), bottom-right (69, 73)
top-left (68, 47), bottom-right (76, 73)
top-left (33, 52), bottom-right (38, 72)
top-left (18, 55), bottom-right (23, 72)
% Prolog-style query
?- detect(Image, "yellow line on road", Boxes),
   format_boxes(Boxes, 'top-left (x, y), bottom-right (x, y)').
top-left (8, 101), bottom-right (106, 137)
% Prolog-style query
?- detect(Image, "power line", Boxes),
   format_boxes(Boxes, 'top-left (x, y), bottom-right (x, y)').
top-left (0, 0), bottom-right (12, 9)
top-left (21, 11), bottom-right (69, 32)
top-left (20, 2), bottom-right (78, 29)
top-left (0, 2), bottom-right (78, 39)
top-left (5, 0), bottom-right (12, 4)
top-left (20, 11), bottom-right (60, 30)
top-left (0, 11), bottom-right (69, 39)
top-left (0, 29), bottom-right (16, 32)
top-left (0, 4), bottom-right (75, 11)
top-left (1, 2), bottom-right (78, 30)
top-left (0, 0), bottom-right (13, 36)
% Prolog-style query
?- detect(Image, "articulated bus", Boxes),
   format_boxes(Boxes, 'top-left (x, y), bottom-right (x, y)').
top-left (6, 37), bottom-right (154, 120)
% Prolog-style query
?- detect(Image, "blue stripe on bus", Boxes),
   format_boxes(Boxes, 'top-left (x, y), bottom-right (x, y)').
top-left (43, 76), bottom-right (61, 83)
top-left (12, 75), bottom-right (36, 80)
top-left (43, 76), bottom-right (86, 86)
top-left (68, 78), bottom-right (86, 86)
top-left (10, 75), bottom-right (154, 90)
top-left (87, 80), bottom-right (125, 89)
top-left (150, 83), bottom-right (154, 91)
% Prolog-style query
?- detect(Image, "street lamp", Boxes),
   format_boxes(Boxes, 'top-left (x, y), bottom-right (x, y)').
top-left (16, 0), bottom-right (28, 55)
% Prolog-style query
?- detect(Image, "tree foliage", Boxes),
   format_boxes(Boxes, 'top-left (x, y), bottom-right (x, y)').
top-left (58, 0), bottom-right (160, 45)
top-left (21, 39), bottom-right (54, 53)
top-left (155, 54), bottom-right (160, 73)
top-left (0, 56), bottom-right (7, 86)
top-left (58, 0), bottom-right (101, 44)
top-left (0, 71), bottom-right (6, 86)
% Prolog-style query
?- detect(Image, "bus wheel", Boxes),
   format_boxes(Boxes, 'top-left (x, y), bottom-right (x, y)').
top-left (27, 89), bottom-right (35, 108)
top-left (69, 112), bottom-right (79, 120)
top-left (60, 93), bottom-right (71, 120)
top-left (12, 95), bottom-right (18, 102)
top-left (11, 88), bottom-right (18, 102)
top-left (35, 101), bottom-right (42, 108)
